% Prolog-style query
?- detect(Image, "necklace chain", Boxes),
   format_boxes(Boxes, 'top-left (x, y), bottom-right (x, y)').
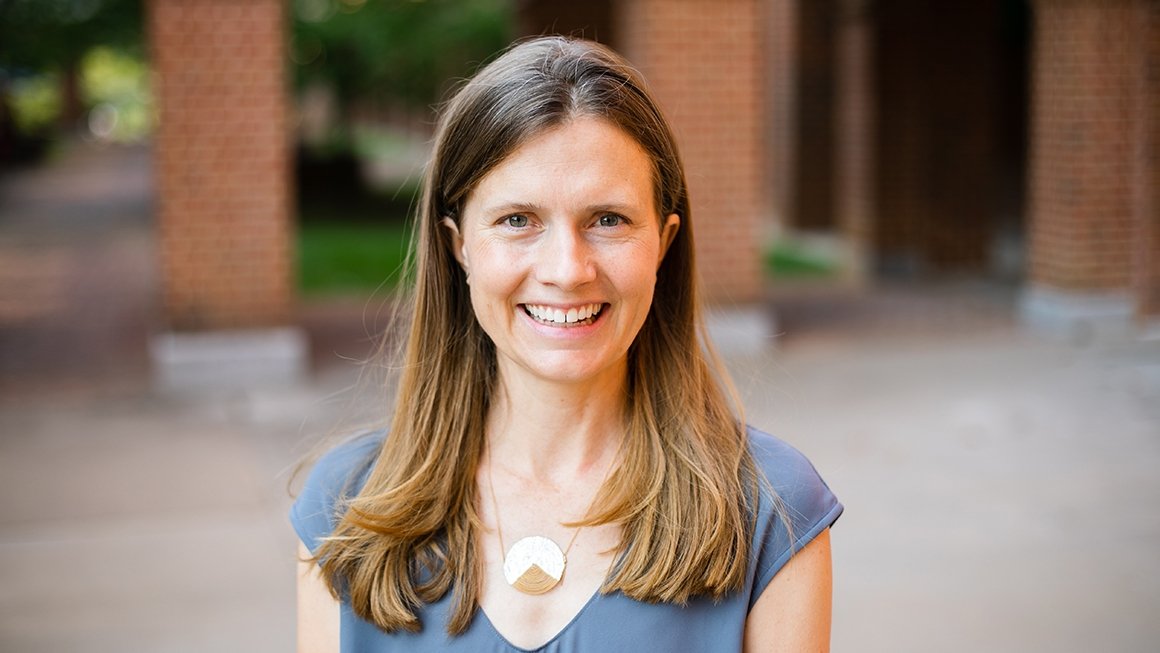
top-left (485, 442), bottom-right (616, 574)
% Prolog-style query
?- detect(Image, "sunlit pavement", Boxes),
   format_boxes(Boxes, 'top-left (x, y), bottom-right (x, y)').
top-left (1, 142), bottom-right (1158, 652)
top-left (735, 326), bottom-right (1160, 652)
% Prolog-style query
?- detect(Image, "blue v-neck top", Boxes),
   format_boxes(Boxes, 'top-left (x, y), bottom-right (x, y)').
top-left (291, 427), bottom-right (842, 652)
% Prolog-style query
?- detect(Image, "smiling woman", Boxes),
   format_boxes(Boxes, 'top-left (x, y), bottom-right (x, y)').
top-left (291, 36), bottom-right (842, 652)
top-left (442, 116), bottom-right (680, 388)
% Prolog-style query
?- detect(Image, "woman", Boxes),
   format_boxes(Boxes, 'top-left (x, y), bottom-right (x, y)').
top-left (292, 36), bottom-right (842, 652)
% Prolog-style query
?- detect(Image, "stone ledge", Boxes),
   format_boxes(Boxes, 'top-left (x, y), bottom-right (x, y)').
top-left (149, 327), bottom-right (309, 394)
top-left (705, 304), bottom-right (779, 355)
top-left (1018, 285), bottom-right (1135, 343)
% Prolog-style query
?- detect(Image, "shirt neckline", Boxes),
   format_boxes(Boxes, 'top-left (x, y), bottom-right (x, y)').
top-left (478, 588), bottom-right (607, 652)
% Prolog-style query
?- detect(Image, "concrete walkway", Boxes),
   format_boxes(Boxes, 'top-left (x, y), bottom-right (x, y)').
top-left (1, 142), bottom-right (1158, 652)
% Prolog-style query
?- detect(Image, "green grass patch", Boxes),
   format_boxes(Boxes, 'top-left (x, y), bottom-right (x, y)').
top-left (298, 221), bottom-right (413, 295)
top-left (764, 241), bottom-right (839, 279)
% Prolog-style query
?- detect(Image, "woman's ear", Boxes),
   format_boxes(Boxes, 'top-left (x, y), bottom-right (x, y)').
top-left (440, 217), bottom-right (470, 274)
top-left (658, 213), bottom-right (681, 265)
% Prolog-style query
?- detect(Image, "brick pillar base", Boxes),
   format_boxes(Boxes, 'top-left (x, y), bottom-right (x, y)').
top-left (1022, 0), bottom-right (1155, 340)
top-left (148, 0), bottom-right (305, 389)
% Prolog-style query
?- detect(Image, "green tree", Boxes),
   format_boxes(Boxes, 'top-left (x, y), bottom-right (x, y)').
top-left (291, 0), bottom-right (512, 143)
top-left (0, 0), bottom-right (143, 130)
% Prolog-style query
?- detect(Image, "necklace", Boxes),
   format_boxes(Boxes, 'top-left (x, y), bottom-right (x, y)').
top-left (485, 445), bottom-right (615, 595)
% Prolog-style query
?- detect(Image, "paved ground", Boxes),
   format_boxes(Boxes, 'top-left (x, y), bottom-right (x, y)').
top-left (1, 142), bottom-right (1158, 652)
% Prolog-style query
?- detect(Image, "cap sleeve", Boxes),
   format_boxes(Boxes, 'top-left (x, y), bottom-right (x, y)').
top-left (747, 427), bottom-right (843, 607)
top-left (289, 432), bottom-right (384, 555)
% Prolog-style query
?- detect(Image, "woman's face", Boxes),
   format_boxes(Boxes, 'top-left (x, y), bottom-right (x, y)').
top-left (445, 116), bottom-right (679, 389)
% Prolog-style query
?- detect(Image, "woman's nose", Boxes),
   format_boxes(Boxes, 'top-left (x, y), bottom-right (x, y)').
top-left (534, 227), bottom-right (596, 289)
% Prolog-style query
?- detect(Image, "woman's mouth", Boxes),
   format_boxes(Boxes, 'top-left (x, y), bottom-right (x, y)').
top-left (522, 303), bottom-right (606, 327)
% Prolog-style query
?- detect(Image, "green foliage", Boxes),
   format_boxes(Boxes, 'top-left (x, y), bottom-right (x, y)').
top-left (291, 0), bottom-right (514, 113)
top-left (80, 46), bottom-right (152, 142)
top-left (0, 0), bottom-right (143, 71)
top-left (6, 74), bottom-right (61, 134)
top-left (1, 0), bottom-right (145, 146)
top-left (350, 123), bottom-right (419, 161)
top-left (5, 46), bottom-right (151, 141)
top-left (764, 241), bottom-right (839, 279)
top-left (298, 220), bottom-right (415, 295)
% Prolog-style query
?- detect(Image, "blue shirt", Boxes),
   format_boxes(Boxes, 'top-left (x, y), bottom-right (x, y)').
top-left (291, 427), bottom-right (842, 652)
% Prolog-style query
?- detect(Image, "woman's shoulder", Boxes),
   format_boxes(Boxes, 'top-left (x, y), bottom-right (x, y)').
top-left (305, 430), bottom-right (385, 490)
top-left (745, 426), bottom-right (835, 494)
top-left (744, 426), bottom-right (843, 600)
top-left (289, 430), bottom-right (386, 554)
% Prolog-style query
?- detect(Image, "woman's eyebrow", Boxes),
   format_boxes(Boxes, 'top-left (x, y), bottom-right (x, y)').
top-left (482, 201), bottom-right (640, 215)
top-left (482, 201), bottom-right (541, 215)
top-left (586, 203), bottom-right (637, 214)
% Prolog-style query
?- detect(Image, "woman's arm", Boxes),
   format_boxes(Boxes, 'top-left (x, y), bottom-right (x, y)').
top-left (744, 528), bottom-right (833, 652)
top-left (297, 542), bottom-right (340, 653)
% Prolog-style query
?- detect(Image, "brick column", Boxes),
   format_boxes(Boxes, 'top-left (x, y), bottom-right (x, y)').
top-left (517, 0), bottom-right (617, 43)
top-left (1135, 1), bottom-right (1160, 320)
top-left (833, 0), bottom-right (875, 284)
top-left (617, 0), bottom-right (767, 305)
top-left (794, 0), bottom-right (838, 232)
top-left (147, 0), bottom-right (304, 389)
top-left (766, 0), bottom-right (799, 234)
top-left (1022, 0), bottom-right (1154, 338)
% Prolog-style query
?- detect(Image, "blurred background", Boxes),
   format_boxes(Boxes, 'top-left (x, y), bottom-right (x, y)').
top-left (0, 0), bottom-right (1157, 651)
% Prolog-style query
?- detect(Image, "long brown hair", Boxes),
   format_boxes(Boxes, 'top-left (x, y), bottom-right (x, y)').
top-left (316, 36), bottom-right (760, 635)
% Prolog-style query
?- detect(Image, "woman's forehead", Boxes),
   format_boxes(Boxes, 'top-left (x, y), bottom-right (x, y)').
top-left (463, 118), bottom-right (657, 213)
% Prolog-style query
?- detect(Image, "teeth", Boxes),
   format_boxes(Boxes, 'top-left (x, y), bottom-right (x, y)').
top-left (524, 303), bottom-right (603, 325)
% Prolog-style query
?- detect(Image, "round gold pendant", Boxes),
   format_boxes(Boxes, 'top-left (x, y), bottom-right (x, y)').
top-left (502, 535), bottom-right (566, 595)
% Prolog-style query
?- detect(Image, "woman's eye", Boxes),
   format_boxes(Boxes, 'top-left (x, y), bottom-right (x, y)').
top-left (598, 214), bottom-right (624, 227)
top-left (505, 214), bottom-right (529, 228)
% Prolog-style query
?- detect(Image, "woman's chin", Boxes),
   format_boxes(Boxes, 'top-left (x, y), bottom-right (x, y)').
top-left (505, 353), bottom-right (626, 389)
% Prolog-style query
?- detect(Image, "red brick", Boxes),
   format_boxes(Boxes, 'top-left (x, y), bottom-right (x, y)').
top-left (618, 0), bottom-right (767, 303)
top-left (1028, 0), bottom-right (1154, 298)
top-left (148, 0), bottom-right (292, 330)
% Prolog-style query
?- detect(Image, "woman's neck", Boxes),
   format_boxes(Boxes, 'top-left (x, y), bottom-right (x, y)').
top-left (486, 361), bottom-right (626, 486)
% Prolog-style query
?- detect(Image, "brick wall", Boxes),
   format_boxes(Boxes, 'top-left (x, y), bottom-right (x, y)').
top-left (1027, 0), bottom-right (1146, 292)
top-left (518, 0), bottom-right (617, 43)
top-left (834, 0), bottom-right (875, 282)
top-left (618, 0), bottom-right (767, 303)
top-left (875, 0), bottom-right (1003, 274)
top-left (766, 0), bottom-right (798, 234)
top-left (148, 0), bottom-right (292, 331)
top-left (1136, 1), bottom-right (1160, 317)
top-left (794, 0), bottom-right (836, 231)
top-left (764, 0), bottom-right (840, 234)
